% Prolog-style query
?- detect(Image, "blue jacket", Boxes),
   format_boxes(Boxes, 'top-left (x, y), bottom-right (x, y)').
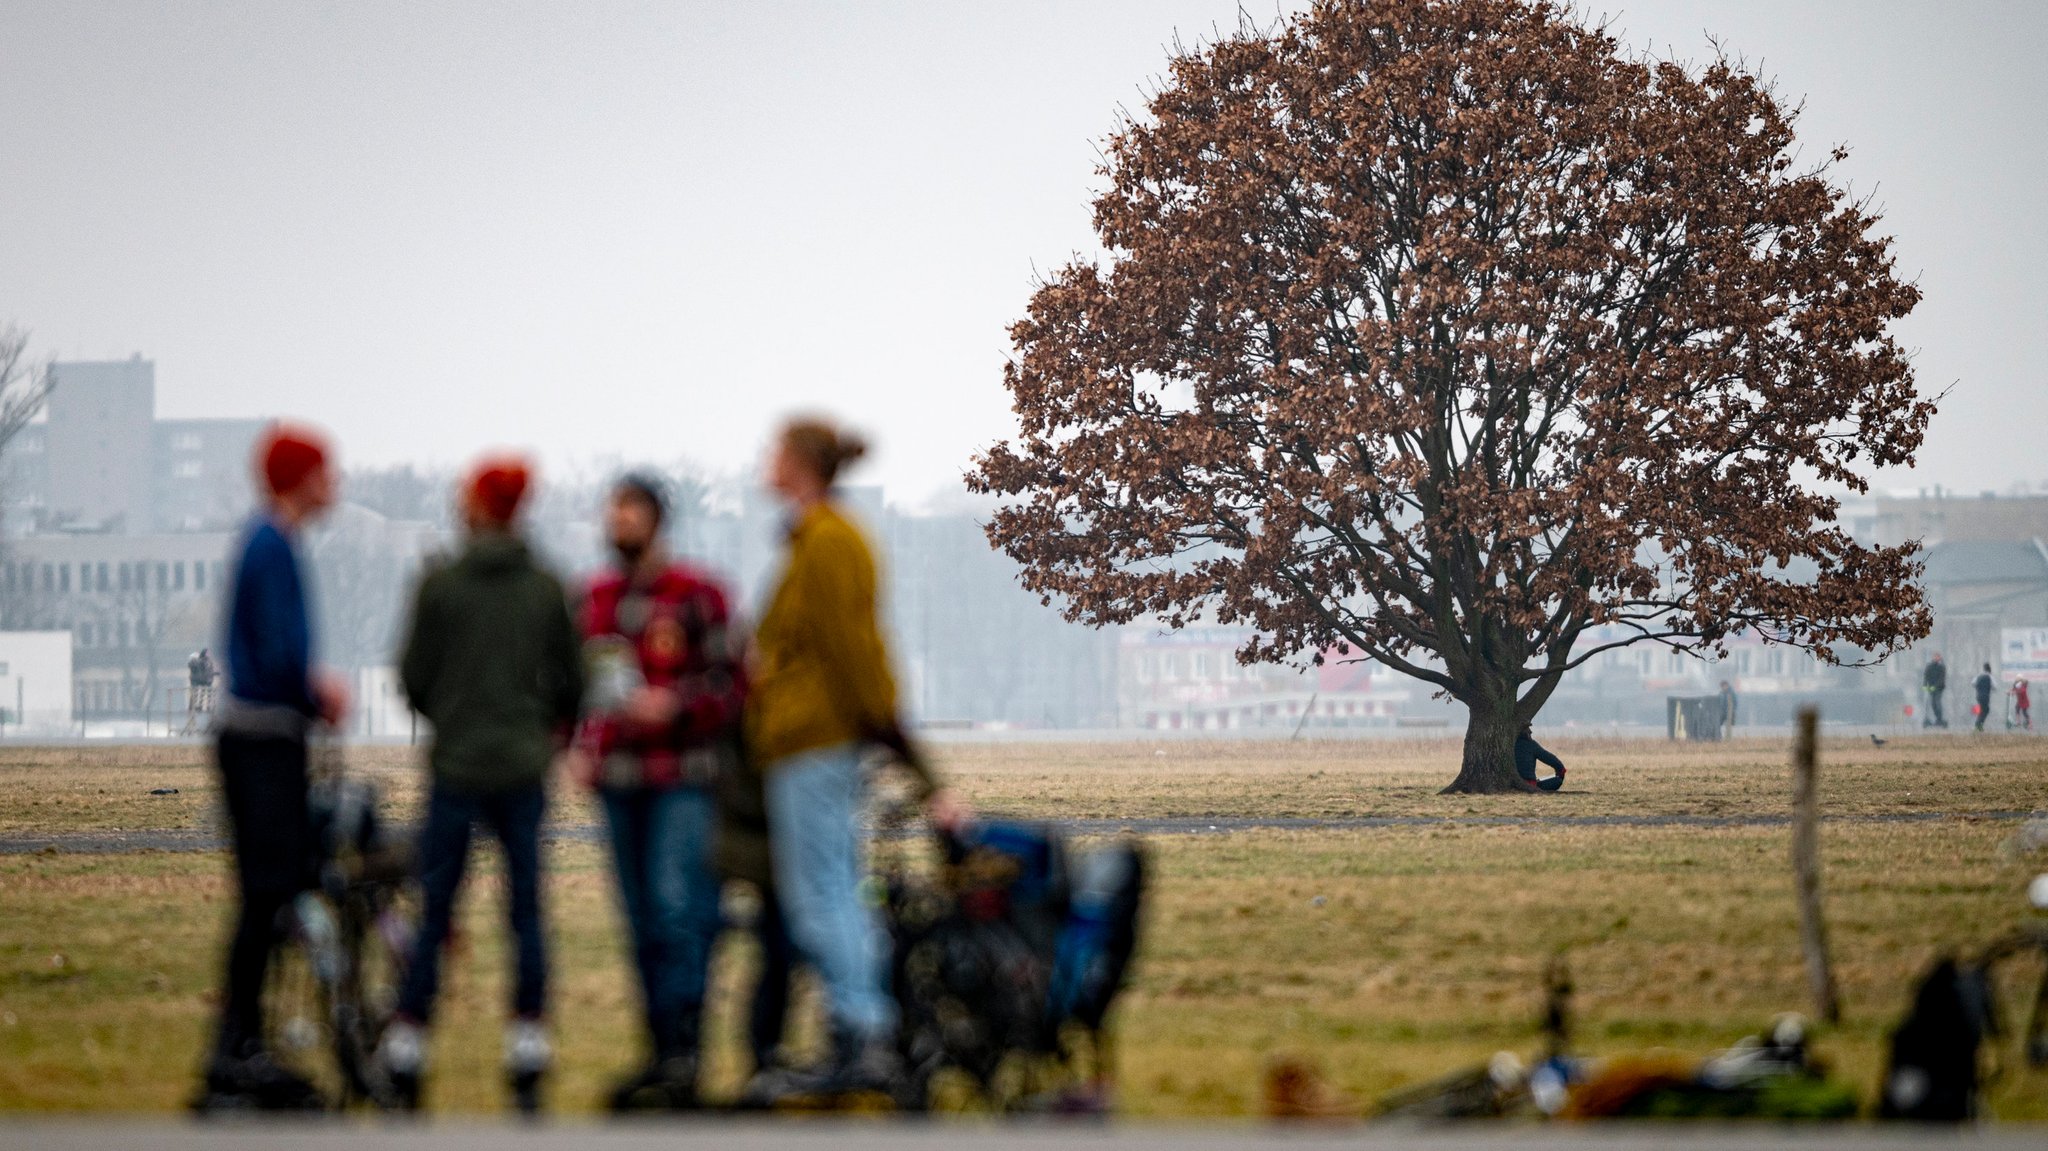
top-left (223, 515), bottom-right (317, 715)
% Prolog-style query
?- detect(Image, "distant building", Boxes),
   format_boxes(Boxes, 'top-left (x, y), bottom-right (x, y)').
top-left (43, 358), bottom-right (156, 533)
top-left (1870, 491), bottom-right (2048, 550)
top-left (0, 631), bottom-right (74, 734)
top-left (0, 533), bottom-right (228, 718)
top-left (154, 418), bottom-right (265, 532)
top-left (1914, 539), bottom-right (2048, 679)
top-left (0, 354), bottom-right (284, 723)
top-left (5, 357), bottom-right (263, 536)
top-left (1115, 626), bottom-right (1412, 731)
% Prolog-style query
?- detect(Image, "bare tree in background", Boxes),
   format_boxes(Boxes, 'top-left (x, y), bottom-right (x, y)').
top-left (0, 325), bottom-right (53, 465)
top-left (310, 504), bottom-right (423, 674)
top-left (0, 325), bottom-right (56, 629)
top-left (347, 464), bottom-right (456, 529)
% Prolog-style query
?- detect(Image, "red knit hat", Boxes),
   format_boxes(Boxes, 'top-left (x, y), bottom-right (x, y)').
top-left (257, 423), bottom-right (331, 496)
top-left (465, 455), bottom-right (532, 524)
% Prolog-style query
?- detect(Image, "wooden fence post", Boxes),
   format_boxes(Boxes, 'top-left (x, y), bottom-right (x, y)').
top-left (1792, 705), bottom-right (1841, 1024)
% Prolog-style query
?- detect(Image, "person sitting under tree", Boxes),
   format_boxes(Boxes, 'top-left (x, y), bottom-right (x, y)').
top-left (1515, 723), bottom-right (1566, 793)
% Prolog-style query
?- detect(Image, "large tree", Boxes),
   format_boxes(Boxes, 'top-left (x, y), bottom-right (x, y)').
top-left (969, 0), bottom-right (1934, 792)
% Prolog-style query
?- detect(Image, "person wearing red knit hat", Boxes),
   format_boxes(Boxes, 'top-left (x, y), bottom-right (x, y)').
top-left (381, 453), bottom-right (583, 1115)
top-left (197, 422), bottom-right (350, 1111)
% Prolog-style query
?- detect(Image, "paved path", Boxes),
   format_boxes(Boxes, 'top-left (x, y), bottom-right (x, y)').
top-left (1, 810), bottom-right (2034, 856)
top-left (3, 1120), bottom-right (2046, 1151)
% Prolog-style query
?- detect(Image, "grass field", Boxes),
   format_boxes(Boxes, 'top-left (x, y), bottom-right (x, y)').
top-left (1, 734), bottom-right (2045, 1120)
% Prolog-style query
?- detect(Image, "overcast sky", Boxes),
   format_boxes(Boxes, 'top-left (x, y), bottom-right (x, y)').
top-left (2, 1), bottom-right (2042, 506)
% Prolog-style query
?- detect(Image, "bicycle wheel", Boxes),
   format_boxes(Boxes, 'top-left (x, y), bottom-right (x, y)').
top-left (262, 898), bottom-right (344, 1107)
top-left (328, 875), bottom-right (417, 1107)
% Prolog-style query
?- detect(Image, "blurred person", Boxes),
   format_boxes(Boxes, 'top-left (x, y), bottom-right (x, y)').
top-left (571, 473), bottom-right (746, 1111)
top-left (1717, 679), bottom-right (1738, 740)
top-left (715, 730), bottom-right (801, 1079)
top-left (1515, 722), bottom-right (1566, 793)
top-left (740, 416), bottom-right (966, 1104)
top-left (2013, 677), bottom-right (2032, 731)
top-left (1922, 654), bottom-right (1948, 727)
top-left (197, 424), bottom-right (348, 1110)
top-left (1974, 662), bottom-right (1996, 732)
top-left (378, 457), bottom-right (583, 1114)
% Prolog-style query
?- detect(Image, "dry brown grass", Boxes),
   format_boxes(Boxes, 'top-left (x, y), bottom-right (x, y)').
top-left (4, 731), bottom-right (2044, 834)
top-left (0, 735), bottom-right (2044, 1119)
top-left (936, 732), bottom-right (2048, 821)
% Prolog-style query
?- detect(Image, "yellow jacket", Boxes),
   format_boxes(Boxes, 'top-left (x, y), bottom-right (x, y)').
top-left (747, 501), bottom-right (898, 766)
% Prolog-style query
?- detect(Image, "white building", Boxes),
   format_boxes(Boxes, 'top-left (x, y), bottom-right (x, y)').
top-left (0, 631), bottom-right (74, 735)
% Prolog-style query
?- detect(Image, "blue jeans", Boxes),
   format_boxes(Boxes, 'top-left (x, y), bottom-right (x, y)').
top-left (397, 782), bottom-right (548, 1023)
top-left (601, 786), bottom-right (721, 1058)
top-left (765, 743), bottom-right (896, 1040)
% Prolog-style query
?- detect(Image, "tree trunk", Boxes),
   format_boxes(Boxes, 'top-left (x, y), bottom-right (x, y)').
top-left (1441, 696), bottom-right (1525, 794)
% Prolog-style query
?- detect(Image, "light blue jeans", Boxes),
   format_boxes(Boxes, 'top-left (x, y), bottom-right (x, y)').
top-left (765, 742), bottom-right (896, 1041)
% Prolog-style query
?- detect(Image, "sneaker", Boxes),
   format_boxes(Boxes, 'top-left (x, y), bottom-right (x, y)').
top-left (199, 1047), bottom-right (324, 1112)
top-left (376, 1018), bottom-right (426, 1111)
top-left (607, 1054), bottom-right (698, 1112)
top-left (505, 1018), bottom-right (551, 1116)
top-left (739, 1028), bottom-right (901, 1109)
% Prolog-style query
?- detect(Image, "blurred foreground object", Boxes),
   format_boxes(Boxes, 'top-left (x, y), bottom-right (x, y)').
top-left (1791, 707), bottom-right (1841, 1024)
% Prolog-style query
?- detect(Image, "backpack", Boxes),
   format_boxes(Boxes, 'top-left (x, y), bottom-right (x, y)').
top-left (1880, 957), bottom-right (1998, 1121)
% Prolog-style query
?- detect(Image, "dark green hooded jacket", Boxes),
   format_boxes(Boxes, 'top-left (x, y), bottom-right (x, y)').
top-left (400, 532), bottom-right (583, 795)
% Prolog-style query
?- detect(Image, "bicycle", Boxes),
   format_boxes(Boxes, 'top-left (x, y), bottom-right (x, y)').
top-left (256, 738), bottom-right (417, 1110)
top-left (883, 815), bottom-right (1145, 1115)
top-left (1880, 867), bottom-right (2048, 1120)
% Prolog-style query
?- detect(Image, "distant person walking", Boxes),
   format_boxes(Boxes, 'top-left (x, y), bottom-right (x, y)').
top-left (1515, 722), bottom-right (1566, 792)
top-left (1718, 679), bottom-right (1738, 741)
top-left (1922, 654), bottom-right (1948, 728)
top-left (379, 458), bottom-right (583, 1114)
top-left (2013, 677), bottom-right (2033, 731)
top-left (1973, 663), bottom-right (1996, 732)
top-left (740, 416), bottom-right (966, 1104)
top-left (570, 473), bottom-right (746, 1111)
top-left (197, 424), bottom-right (348, 1110)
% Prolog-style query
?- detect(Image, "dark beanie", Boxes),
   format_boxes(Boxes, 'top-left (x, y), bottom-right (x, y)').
top-left (614, 471), bottom-right (670, 525)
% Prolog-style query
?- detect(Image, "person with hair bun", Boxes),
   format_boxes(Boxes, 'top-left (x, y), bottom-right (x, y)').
top-left (740, 416), bottom-right (966, 1103)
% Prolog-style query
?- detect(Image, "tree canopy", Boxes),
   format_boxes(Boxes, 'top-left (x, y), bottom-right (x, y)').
top-left (969, 0), bottom-right (1934, 791)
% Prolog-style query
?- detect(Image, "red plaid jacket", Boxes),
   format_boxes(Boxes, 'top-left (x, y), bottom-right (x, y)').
top-left (574, 562), bottom-right (745, 789)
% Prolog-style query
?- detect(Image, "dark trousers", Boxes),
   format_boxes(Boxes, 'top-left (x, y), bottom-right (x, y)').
top-left (1976, 692), bottom-right (1993, 731)
top-left (601, 787), bottom-right (721, 1059)
top-left (748, 887), bottom-right (797, 1067)
top-left (397, 782), bottom-right (549, 1023)
top-left (213, 733), bottom-right (313, 1057)
top-left (1927, 686), bottom-right (1947, 726)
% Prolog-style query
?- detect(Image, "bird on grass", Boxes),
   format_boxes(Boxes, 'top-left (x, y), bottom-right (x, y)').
top-left (1870, 734), bottom-right (1888, 747)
